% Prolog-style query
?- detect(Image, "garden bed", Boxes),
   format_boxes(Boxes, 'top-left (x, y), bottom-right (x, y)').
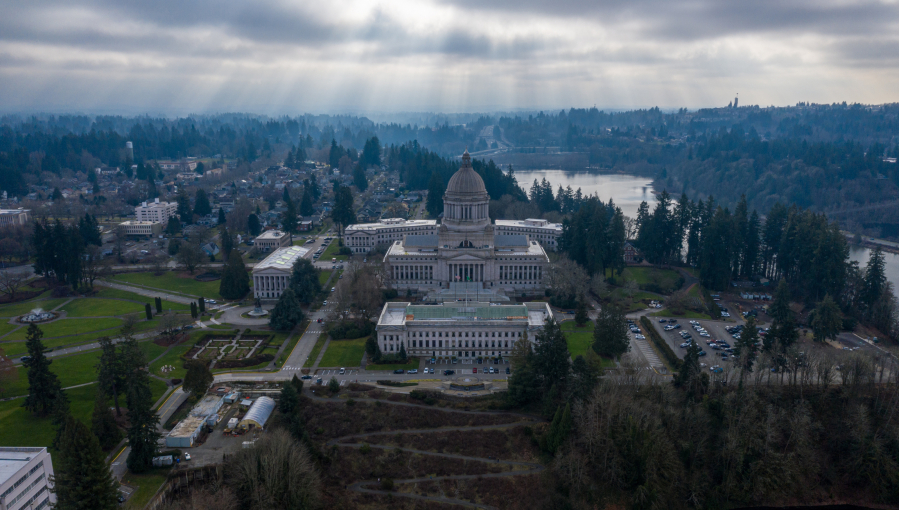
top-left (215, 354), bottom-right (274, 369)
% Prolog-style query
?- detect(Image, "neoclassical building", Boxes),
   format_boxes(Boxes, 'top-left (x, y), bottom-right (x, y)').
top-left (383, 151), bottom-right (550, 295)
top-left (252, 245), bottom-right (310, 300)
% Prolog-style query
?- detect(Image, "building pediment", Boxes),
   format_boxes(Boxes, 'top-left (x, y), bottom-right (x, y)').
top-left (446, 254), bottom-right (488, 262)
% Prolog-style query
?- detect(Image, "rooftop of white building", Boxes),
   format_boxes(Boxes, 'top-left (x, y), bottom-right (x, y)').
top-left (253, 245), bottom-right (310, 272)
top-left (346, 218), bottom-right (436, 231)
top-left (255, 230), bottom-right (289, 240)
top-left (378, 300), bottom-right (551, 327)
top-left (494, 218), bottom-right (562, 230)
top-left (0, 447), bottom-right (46, 484)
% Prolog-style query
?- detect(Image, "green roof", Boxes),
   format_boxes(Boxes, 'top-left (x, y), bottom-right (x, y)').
top-left (405, 305), bottom-right (528, 320)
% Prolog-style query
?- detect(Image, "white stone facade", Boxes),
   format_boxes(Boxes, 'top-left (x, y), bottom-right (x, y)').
top-left (344, 218), bottom-right (437, 254)
top-left (251, 245), bottom-right (310, 300)
top-left (375, 301), bottom-right (553, 361)
top-left (135, 198), bottom-right (178, 224)
top-left (0, 447), bottom-right (55, 510)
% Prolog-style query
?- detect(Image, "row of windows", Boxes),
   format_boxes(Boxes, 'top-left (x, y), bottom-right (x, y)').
top-left (1, 460), bottom-right (44, 500)
top-left (385, 331), bottom-right (522, 341)
top-left (8, 474), bottom-right (46, 507)
top-left (412, 339), bottom-right (511, 348)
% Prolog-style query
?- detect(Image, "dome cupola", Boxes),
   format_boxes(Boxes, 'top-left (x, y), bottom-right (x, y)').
top-left (442, 150), bottom-right (490, 233)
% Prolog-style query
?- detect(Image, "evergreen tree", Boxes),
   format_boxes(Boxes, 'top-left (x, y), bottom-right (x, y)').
top-left (569, 355), bottom-right (599, 402)
top-left (299, 188), bottom-right (314, 216)
top-left (155, 296), bottom-right (162, 313)
top-left (218, 207), bottom-right (227, 225)
top-left (198, 297), bottom-right (205, 313)
top-left (811, 294), bottom-right (842, 342)
top-left (220, 225), bottom-right (234, 258)
top-left (767, 281), bottom-right (799, 354)
top-left (331, 186), bottom-right (357, 237)
top-left (220, 250), bottom-right (250, 299)
top-left (183, 360), bottom-right (214, 397)
top-left (166, 217), bottom-right (181, 235)
top-left (365, 335), bottom-right (382, 363)
top-left (23, 324), bottom-right (64, 417)
top-left (282, 196), bottom-right (299, 234)
top-left (91, 390), bottom-right (122, 450)
top-left (194, 189), bottom-right (212, 217)
top-left (125, 362), bottom-right (160, 473)
top-left (269, 288), bottom-right (305, 331)
top-left (96, 336), bottom-right (124, 416)
top-left (674, 342), bottom-right (702, 389)
top-left (176, 189), bottom-right (192, 223)
top-left (144, 303), bottom-right (152, 320)
top-left (289, 258), bottom-right (322, 303)
top-left (190, 301), bottom-right (198, 319)
top-left (279, 380), bottom-right (299, 416)
top-left (592, 304), bottom-right (630, 360)
top-left (329, 139), bottom-right (342, 169)
top-left (426, 172), bottom-right (446, 217)
top-left (735, 315), bottom-right (760, 379)
top-left (353, 163), bottom-right (368, 191)
top-left (863, 247), bottom-right (887, 310)
top-left (399, 343), bottom-right (407, 362)
top-left (248, 213), bottom-right (262, 236)
top-left (574, 296), bottom-right (589, 327)
top-left (53, 415), bottom-right (120, 510)
top-left (533, 319), bottom-right (571, 396)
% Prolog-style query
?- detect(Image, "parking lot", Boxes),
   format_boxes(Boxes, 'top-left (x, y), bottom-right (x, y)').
top-left (649, 316), bottom-right (752, 372)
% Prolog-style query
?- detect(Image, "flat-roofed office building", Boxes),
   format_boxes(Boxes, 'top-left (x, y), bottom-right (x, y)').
top-left (0, 447), bottom-right (55, 510)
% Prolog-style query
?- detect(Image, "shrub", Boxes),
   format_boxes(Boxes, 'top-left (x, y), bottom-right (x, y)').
top-left (328, 320), bottom-right (375, 340)
top-left (360, 443), bottom-right (371, 454)
top-left (376, 380), bottom-right (418, 387)
top-left (640, 316), bottom-right (682, 370)
top-left (171, 378), bottom-right (183, 385)
top-left (380, 478), bottom-right (394, 491)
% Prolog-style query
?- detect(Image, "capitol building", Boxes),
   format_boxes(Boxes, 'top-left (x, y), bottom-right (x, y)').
top-left (379, 151), bottom-right (552, 297)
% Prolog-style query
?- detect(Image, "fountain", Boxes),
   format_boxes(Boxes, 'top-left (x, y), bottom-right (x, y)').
top-left (19, 308), bottom-right (56, 323)
top-left (246, 298), bottom-right (269, 318)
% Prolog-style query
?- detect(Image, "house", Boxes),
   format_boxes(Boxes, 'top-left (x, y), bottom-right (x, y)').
top-left (201, 243), bottom-right (220, 256)
top-left (623, 242), bottom-right (641, 264)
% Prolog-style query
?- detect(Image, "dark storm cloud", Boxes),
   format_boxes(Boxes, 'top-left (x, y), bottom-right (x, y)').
top-left (439, 0), bottom-right (899, 40)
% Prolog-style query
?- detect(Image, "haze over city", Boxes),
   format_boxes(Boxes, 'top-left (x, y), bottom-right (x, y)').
top-left (3, 0), bottom-right (899, 114)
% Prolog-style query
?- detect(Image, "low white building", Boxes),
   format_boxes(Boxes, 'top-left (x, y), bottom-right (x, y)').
top-left (375, 300), bottom-right (553, 362)
top-left (0, 208), bottom-right (30, 227)
top-left (344, 218), bottom-right (437, 254)
top-left (0, 447), bottom-right (55, 510)
top-left (252, 245), bottom-right (310, 300)
top-left (135, 198), bottom-right (178, 224)
top-left (119, 220), bottom-right (162, 237)
top-left (254, 230), bottom-right (291, 252)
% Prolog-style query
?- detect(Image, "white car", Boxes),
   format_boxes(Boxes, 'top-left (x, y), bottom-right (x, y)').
top-left (635, 334), bottom-right (645, 340)
top-left (408, 369), bottom-right (418, 374)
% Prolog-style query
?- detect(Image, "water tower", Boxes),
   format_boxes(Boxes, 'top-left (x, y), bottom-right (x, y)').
top-left (125, 141), bottom-right (134, 161)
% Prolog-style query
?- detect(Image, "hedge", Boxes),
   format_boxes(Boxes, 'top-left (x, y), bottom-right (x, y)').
top-left (701, 287), bottom-right (722, 319)
top-left (376, 380), bottom-right (418, 387)
top-left (639, 316), bottom-right (682, 370)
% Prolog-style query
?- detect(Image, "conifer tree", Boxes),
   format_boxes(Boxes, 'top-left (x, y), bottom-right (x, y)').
top-left (574, 295), bottom-right (589, 326)
top-left (144, 303), bottom-right (152, 320)
top-left (155, 296), bottom-right (162, 313)
top-left (23, 324), bottom-right (64, 417)
top-left (183, 360), bottom-right (214, 398)
top-left (194, 189), bottom-right (212, 216)
top-left (220, 250), bottom-right (250, 299)
top-left (125, 364), bottom-right (160, 473)
top-left (96, 336), bottom-right (124, 416)
top-left (269, 288), bottom-right (304, 331)
top-left (53, 415), bottom-right (120, 510)
top-left (198, 297), bottom-right (205, 313)
top-left (248, 213), bottom-right (262, 236)
top-left (592, 304), bottom-right (629, 360)
top-left (300, 188), bottom-right (314, 216)
top-left (283, 196), bottom-right (299, 234)
top-left (91, 390), bottom-right (122, 450)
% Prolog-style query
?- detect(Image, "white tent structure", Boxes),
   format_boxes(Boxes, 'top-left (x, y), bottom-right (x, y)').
top-left (238, 396), bottom-right (275, 430)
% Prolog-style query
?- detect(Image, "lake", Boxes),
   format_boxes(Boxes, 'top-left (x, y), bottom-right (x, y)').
top-left (849, 245), bottom-right (899, 297)
top-left (509, 169), bottom-right (657, 219)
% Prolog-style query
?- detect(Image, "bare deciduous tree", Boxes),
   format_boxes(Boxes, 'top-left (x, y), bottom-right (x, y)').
top-left (227, 429), bottom-right (320, 509)
top-left (0, 271), bottom-right (27, 301)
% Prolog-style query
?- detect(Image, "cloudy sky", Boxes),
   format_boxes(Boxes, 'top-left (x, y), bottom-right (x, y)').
top-left (2, 0), bottom-right (898, 115)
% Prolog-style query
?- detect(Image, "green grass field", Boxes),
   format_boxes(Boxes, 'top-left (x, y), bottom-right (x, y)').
top-left (562, 320), bottom-right (595, 358)
top-left (59, 298), bottom-right (146, 317)
top-left (302, 332), bottom-right (328, 367)
top-left (0, 298), bottom-right (69, 317)
top-left (2, 349), bottom-right (106, 397)
top-left (148, 332), bottom-right (207, 380)
top-left (0, 322), bottom-right (21, 339)
top-left (112, 272), bottom-right (223, 299)
top-left (0, 379), bottom-right (167, 455)
top-left (94, 287), bottom-right (190, 311)
top-left (320, 240), bottom-right (348, 261)
top-left (318, 269), bottom-right (333, 286)
top-left (318, 337), bottom-right (366, 367)
top-left (613, 267), bottom-right (683, 295)
top-left (122, 468), bottom-right (171, 509)
top-left (5, 317), bottom-right (123, 341)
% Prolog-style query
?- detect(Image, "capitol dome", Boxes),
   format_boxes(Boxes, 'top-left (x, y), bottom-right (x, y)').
top-left (442, 150), bottom-right (490, 233)
top-left (445, 151), bottom-right (486, 196)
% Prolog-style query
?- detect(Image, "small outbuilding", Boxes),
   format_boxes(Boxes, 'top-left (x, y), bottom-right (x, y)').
top-left (165, 416), bottom-right (207, 448)
top-left (238, 396), bottom-right (275, 430)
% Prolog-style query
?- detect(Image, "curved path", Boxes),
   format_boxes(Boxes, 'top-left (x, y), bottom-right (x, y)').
top-left (315, 394), bottom-right (545, 509)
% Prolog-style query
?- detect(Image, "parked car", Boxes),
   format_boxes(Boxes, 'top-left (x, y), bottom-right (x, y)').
top-left (472, 368), bottom-right (477, 373)
top-left (301, 375), bottom-right (312, 380)
top-left (659, 319), bottom-right (667, 323)
top-left (394, 369), bottom-right (404, 374)
top-left (339, 368), bottom-right (345, 374)
top-left (505, 367), bottom-right (511, 374)
top-left (444, 369), bottom-right (455, 375)
top-left (408, 369), bottom-right (418, 374)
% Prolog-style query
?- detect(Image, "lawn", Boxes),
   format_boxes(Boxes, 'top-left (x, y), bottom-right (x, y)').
top-left (123, 468), bottom-right (171, 509)
top-left (94, 287), bottom-right (190, 311)
top-left (318, 337), bottom-right (366, 367)
top-left (0, 298), bottom-right (69, 317)
top-left (320, 240), bottom-right (348, 261)
top-left (59, 298), bottom-right (146, 317)
top-left (0, 384), bottom-right (99, 451)
top-left (562, 320), bottom-right (595, 358)
top-left (112, 272), bottom-right (223, 300)
top-left (139, 341), bottom-right (169, 364)
top-left (318, 269), bottom-right (333, 286)
top-left (149, 341), bottom-right (195, 380)
top-left (0, 322), bottom-right (21, 339)
top-left (6, 317), bottom-right (123, 341)
top-left (367, 359), bottom-right (420, 372)
top-left (2, 349), bottom-right (104, 398)
top-left (612, 267), bottom-right (683, 295)
top-left (302, 332), bottom-right (328, 368)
